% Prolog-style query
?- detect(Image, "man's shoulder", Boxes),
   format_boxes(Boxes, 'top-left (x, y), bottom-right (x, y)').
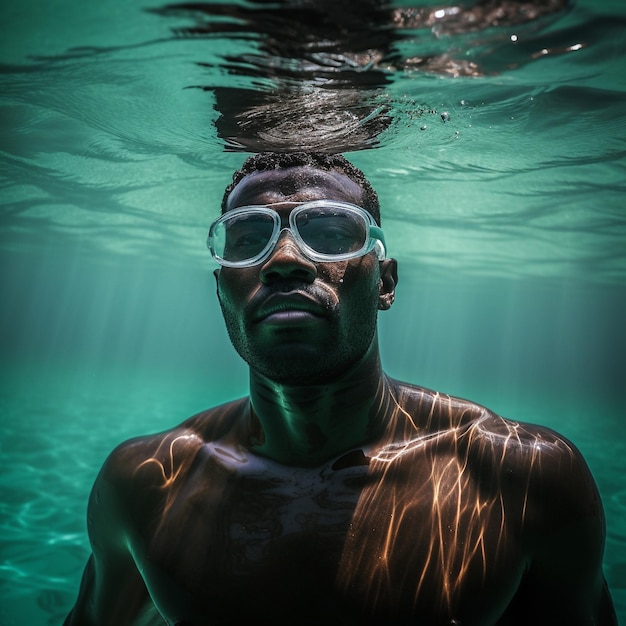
top-left (99, 397), bottom-right (249, 487)
top-left (82, 397), bottom-right (250, 552)
top-left (393, 379), bottom-right (575, 448)
top-left (391, 379), bottom-right (591, 487)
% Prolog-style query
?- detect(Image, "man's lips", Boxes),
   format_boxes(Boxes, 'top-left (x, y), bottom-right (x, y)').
top-left (253, 293), bottom-right (328, 324)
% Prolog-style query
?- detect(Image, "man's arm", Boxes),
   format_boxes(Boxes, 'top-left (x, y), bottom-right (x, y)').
top-left (507, 426), bottom-right (617, 625)
top-left (64, 447), bottom-right (155, 626)
top-left (521, 517), bottom-right (616, 624)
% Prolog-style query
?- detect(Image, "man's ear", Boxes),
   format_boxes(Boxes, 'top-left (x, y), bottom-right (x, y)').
top-left (213, 268), bottom-right (222, 302)
top-left (378, 258), bottom-right (398, 310)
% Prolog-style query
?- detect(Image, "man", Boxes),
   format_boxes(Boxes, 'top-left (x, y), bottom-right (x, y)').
top-left (65, 152), bottom-right (616, 625)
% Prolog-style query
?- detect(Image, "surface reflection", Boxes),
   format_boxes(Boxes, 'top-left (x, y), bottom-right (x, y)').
top-left (153, 0), bottom-right (569, 151)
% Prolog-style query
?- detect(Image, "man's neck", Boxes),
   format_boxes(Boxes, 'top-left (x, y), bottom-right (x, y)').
top-left (247, 338), bottom-right (391, 466)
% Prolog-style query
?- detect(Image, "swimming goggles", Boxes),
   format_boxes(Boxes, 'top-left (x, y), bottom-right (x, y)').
top-left (207, 200), bottom-right (386, 268)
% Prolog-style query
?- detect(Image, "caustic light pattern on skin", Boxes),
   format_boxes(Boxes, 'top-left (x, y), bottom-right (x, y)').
top-left (337, 387), bottom-right (577, 614)
top-left (129, 385), bottom-right (583, 618)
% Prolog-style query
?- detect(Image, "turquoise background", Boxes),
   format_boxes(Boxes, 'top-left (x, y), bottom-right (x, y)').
top-left (1, 0), bottom-right (624, 623)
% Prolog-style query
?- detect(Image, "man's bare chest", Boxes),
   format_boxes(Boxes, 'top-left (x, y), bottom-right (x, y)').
top-left (138, 444), bottom-right (525, 624)
top-left (164, 448), bottom-right (370, 571)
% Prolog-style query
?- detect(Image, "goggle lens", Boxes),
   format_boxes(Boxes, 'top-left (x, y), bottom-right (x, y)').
top-left (216, 212), bottom-right (276, 263)
top-left (293, 208), bottom-right (368, 256)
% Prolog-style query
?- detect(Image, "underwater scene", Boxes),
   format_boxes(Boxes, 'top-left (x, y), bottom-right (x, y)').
top-left (1, 0), bottom-right (625, 623)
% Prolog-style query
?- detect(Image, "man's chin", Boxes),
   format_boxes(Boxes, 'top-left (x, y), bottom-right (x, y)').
top-left (250, 361), bottom-right (336, 386)
top-left (246, 348), bottom-right (369, 387)
top-left (232, 325), bottom-right (377, 386)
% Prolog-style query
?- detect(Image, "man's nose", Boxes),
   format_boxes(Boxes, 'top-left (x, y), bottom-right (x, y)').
top-left (259, 230), bottom-right (317, 284)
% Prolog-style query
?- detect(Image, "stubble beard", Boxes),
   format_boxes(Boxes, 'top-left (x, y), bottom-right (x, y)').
top-left (220, 304), bottom-right (379, 386)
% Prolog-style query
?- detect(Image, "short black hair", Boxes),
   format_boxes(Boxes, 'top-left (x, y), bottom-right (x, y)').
top-left (221, 152), bottom-right (381, 224)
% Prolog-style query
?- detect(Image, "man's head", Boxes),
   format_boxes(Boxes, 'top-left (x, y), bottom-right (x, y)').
top-left (221, 152), bottom-right (381, 224)
top-left (214, 152), bottom-right (397, 385)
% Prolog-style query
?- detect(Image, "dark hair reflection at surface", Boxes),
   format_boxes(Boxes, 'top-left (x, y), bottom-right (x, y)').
top-left (152, 0), bottom-right (399, 153)
top-left (151, 0), bottom-right (569, 153)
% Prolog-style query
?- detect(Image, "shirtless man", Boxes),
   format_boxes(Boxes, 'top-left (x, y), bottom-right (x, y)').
top-left (64, 152), bottom-right (616, 625)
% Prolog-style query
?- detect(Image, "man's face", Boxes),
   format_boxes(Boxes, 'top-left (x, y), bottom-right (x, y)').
top-left (214, 165), bottom-right (396, 384)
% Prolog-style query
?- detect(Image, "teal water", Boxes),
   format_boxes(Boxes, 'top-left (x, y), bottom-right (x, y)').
top-left (1, 0), bottom-right (625, 623)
